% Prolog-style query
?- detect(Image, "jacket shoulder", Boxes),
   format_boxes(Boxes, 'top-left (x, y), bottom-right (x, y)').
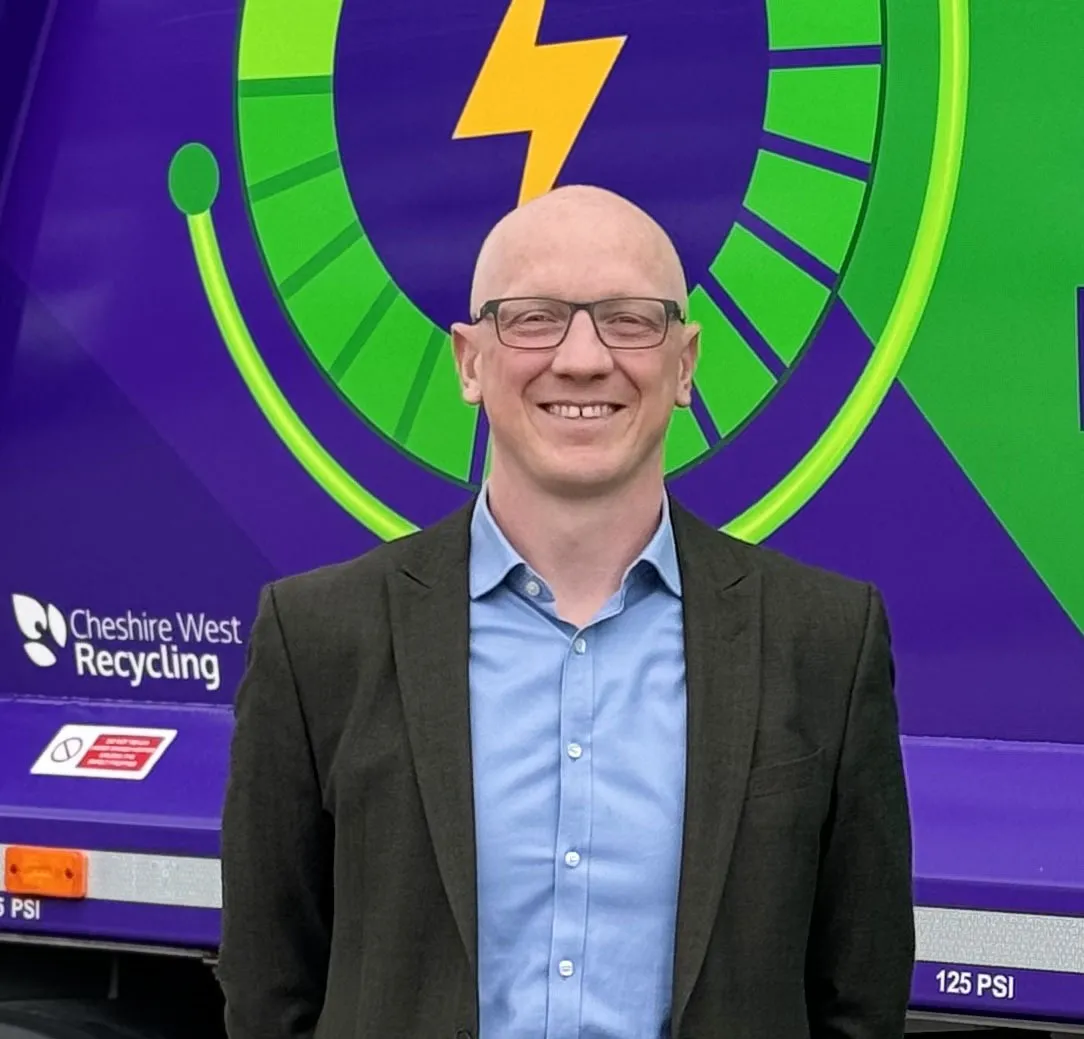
top-left (270, 536), bottom-right (409, 611)
top-left (261, 501), bottom-right (472, 638)
top-left (731, 535), bottom-right (870, 603)
top-left (734, 535), bottom-right (878, 646)
top-left (673, 499), bottom-right (875, 634)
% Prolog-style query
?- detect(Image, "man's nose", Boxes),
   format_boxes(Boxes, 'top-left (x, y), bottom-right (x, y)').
top-left (549, 311), bottom-right (614, 376)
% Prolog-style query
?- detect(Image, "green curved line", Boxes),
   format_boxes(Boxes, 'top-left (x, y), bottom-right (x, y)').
top-left (187, 210), bottom-right (418, 540)
top-left (724, 0), bottom-right (969, 543)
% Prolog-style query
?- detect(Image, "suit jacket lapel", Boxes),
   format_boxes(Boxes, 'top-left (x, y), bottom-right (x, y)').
top-left (670, 501), bottom-right (764, 1034)
top-left (387, 503), bottom-right (478, 971)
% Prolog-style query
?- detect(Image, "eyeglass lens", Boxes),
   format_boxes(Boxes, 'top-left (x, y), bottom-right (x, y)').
top-left (496, 298), bottom-right (669, 349)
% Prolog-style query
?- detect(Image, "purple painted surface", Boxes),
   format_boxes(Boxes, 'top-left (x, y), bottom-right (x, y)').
top-left (697, 276), bottom-right (785, 377)
top-left (904, 738), bottom-right (1084, 916)
top-left (671, 299), bottom-right (875, 517)
top-left (1077, 287), bottom-right (1083, 429)
top-left (768, 383), bottom-right (1084, 741)
top-left (0, 699), bottom-right (228, 856)
top-left (769, 45), bottom-right (882, 69)
top-left (688, 387), bottom-right (721, 445)
top-left (0, 0), bottom-right (54, 212)
top-left (738, 206), bottom-right (838, 285)
top-left (469, 408), bottom-right (490, 486)
top-left (0, 276), bottom-right (274, 704)
top-left (0, 897), bottom-right (219, 951)
top-left (761, 131), bottom-right (870, 182)
top-left (912, 962), bottom-right (1084, 1025)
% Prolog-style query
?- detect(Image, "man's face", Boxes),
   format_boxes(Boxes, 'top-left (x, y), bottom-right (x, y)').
top-left (452, 204), bottom-right (699, 498)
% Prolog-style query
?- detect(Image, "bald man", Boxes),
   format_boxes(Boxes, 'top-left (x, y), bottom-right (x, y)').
top-left (218, 186), bottom-right (914, 1039)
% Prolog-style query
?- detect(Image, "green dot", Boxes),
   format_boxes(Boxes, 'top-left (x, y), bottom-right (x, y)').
top-left (169, 143), bottom-right (220, 215)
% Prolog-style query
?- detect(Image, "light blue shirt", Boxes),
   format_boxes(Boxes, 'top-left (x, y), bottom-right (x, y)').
top-left (469, 491), bottom-right (688, 1039)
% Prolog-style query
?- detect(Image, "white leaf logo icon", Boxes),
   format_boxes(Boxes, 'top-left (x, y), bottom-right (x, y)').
top-left (12, 594), bottom-right (48, 641)
top-left (24, 642), bottom-right (58, 668)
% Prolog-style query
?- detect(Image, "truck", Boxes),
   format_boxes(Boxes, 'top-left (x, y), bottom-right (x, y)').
top-left (1, 0), bottom-right (1082, 1035)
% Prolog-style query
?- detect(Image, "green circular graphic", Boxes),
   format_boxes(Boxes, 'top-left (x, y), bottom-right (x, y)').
top-left (233, 0), bottom-right (881, 484)
top-left (171, 0), bottom-right (968, 542)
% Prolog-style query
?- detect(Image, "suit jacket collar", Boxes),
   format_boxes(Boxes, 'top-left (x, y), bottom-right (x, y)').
top-left (386, 495), bottom-right (763, 1027)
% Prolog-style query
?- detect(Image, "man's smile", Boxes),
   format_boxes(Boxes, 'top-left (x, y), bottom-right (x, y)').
top-left (539, 401), bottom-right (625, 420)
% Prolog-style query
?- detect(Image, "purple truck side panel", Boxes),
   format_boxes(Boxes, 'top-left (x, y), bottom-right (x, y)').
top-left (0, 699), bottom-right (226, 858)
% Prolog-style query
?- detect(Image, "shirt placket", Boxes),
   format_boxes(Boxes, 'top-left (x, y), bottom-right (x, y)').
top-left (545, 627), bottom-right (595, 1038)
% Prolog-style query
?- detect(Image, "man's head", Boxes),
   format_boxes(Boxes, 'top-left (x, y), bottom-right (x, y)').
top-left (452, 185), bottom-right (699, 501)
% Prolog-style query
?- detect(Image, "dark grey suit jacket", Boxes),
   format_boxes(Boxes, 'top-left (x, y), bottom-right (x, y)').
top-left (218, 498), bottom-right (914, 1039)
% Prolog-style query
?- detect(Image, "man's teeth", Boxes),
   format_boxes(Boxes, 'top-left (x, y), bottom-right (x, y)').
top-left (544, 403), bottom-right (617, 419)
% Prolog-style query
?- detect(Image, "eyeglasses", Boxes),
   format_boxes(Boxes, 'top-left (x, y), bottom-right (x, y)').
top-left (474, 297), bottom-right (685, 351)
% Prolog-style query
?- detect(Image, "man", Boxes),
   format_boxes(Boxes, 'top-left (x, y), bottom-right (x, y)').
top-left (218, 186), bottom-right (915, 1038)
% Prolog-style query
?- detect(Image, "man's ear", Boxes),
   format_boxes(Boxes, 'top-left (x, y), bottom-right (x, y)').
top-left (674, 323), bottom-right (700, 408)
top-left (451, 323), bottom-right (483, 405)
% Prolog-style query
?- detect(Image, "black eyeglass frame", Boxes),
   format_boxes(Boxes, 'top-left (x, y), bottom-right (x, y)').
top-left (473, 296), bottom-right (687, 351)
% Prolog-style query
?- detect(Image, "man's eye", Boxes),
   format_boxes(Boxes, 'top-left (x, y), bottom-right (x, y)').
top-left (510, 310), bottom-right (561, 325)
top-left (604, 313), bottom-right (654, 330)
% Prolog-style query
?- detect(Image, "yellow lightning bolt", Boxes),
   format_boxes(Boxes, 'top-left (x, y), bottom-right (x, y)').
top-left (453, 0), bottom-right (626, 206)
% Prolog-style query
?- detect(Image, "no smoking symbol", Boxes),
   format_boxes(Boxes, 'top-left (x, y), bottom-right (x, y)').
top-left (50, 736), bottom-right (83, 763)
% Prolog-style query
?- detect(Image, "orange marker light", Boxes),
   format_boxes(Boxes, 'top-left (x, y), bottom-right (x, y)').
top-left (4, 846), bottom-right (87, 899)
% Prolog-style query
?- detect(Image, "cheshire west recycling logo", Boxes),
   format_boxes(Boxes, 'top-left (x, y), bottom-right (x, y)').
top-left (168, 0), bottom-right (967, 543)
top-left (12, 594), bottom-right (68, 668)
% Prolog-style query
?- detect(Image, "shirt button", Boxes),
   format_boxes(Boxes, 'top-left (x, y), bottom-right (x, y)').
top-left (525, 579), bottom-right (541, 597)
top-left (573, 637), bottom-right (587, 654)
top-left (567, 742), bottom-right (583, 760)
top-left (564, 850), bottom-right (581, 868)
top-left (558, 959), bottom-right (575, 978)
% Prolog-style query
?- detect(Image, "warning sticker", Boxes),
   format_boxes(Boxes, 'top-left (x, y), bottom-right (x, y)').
top-left (30, 725), bottom-right (177, 780)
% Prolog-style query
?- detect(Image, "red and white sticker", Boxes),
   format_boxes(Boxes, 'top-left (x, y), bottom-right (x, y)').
top-left (31, 725), bottom-right (177, 780)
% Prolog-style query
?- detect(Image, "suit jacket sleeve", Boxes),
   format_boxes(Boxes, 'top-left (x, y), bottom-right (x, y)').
top-left (218, 583), bottom-right (332, 1039)
top-left (805, 585), bottom-right (915, 1038)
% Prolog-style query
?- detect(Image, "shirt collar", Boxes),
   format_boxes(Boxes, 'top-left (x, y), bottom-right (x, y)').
top-left (469, 489), bottom-right (524, 599)
top-left (468, 487), bottom-right (682, 601)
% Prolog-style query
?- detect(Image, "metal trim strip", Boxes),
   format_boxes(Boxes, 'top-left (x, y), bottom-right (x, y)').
top-left (916, 906), bottom-right (1084, 974)
top-left (0, 845), bottom-right (220, 910)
